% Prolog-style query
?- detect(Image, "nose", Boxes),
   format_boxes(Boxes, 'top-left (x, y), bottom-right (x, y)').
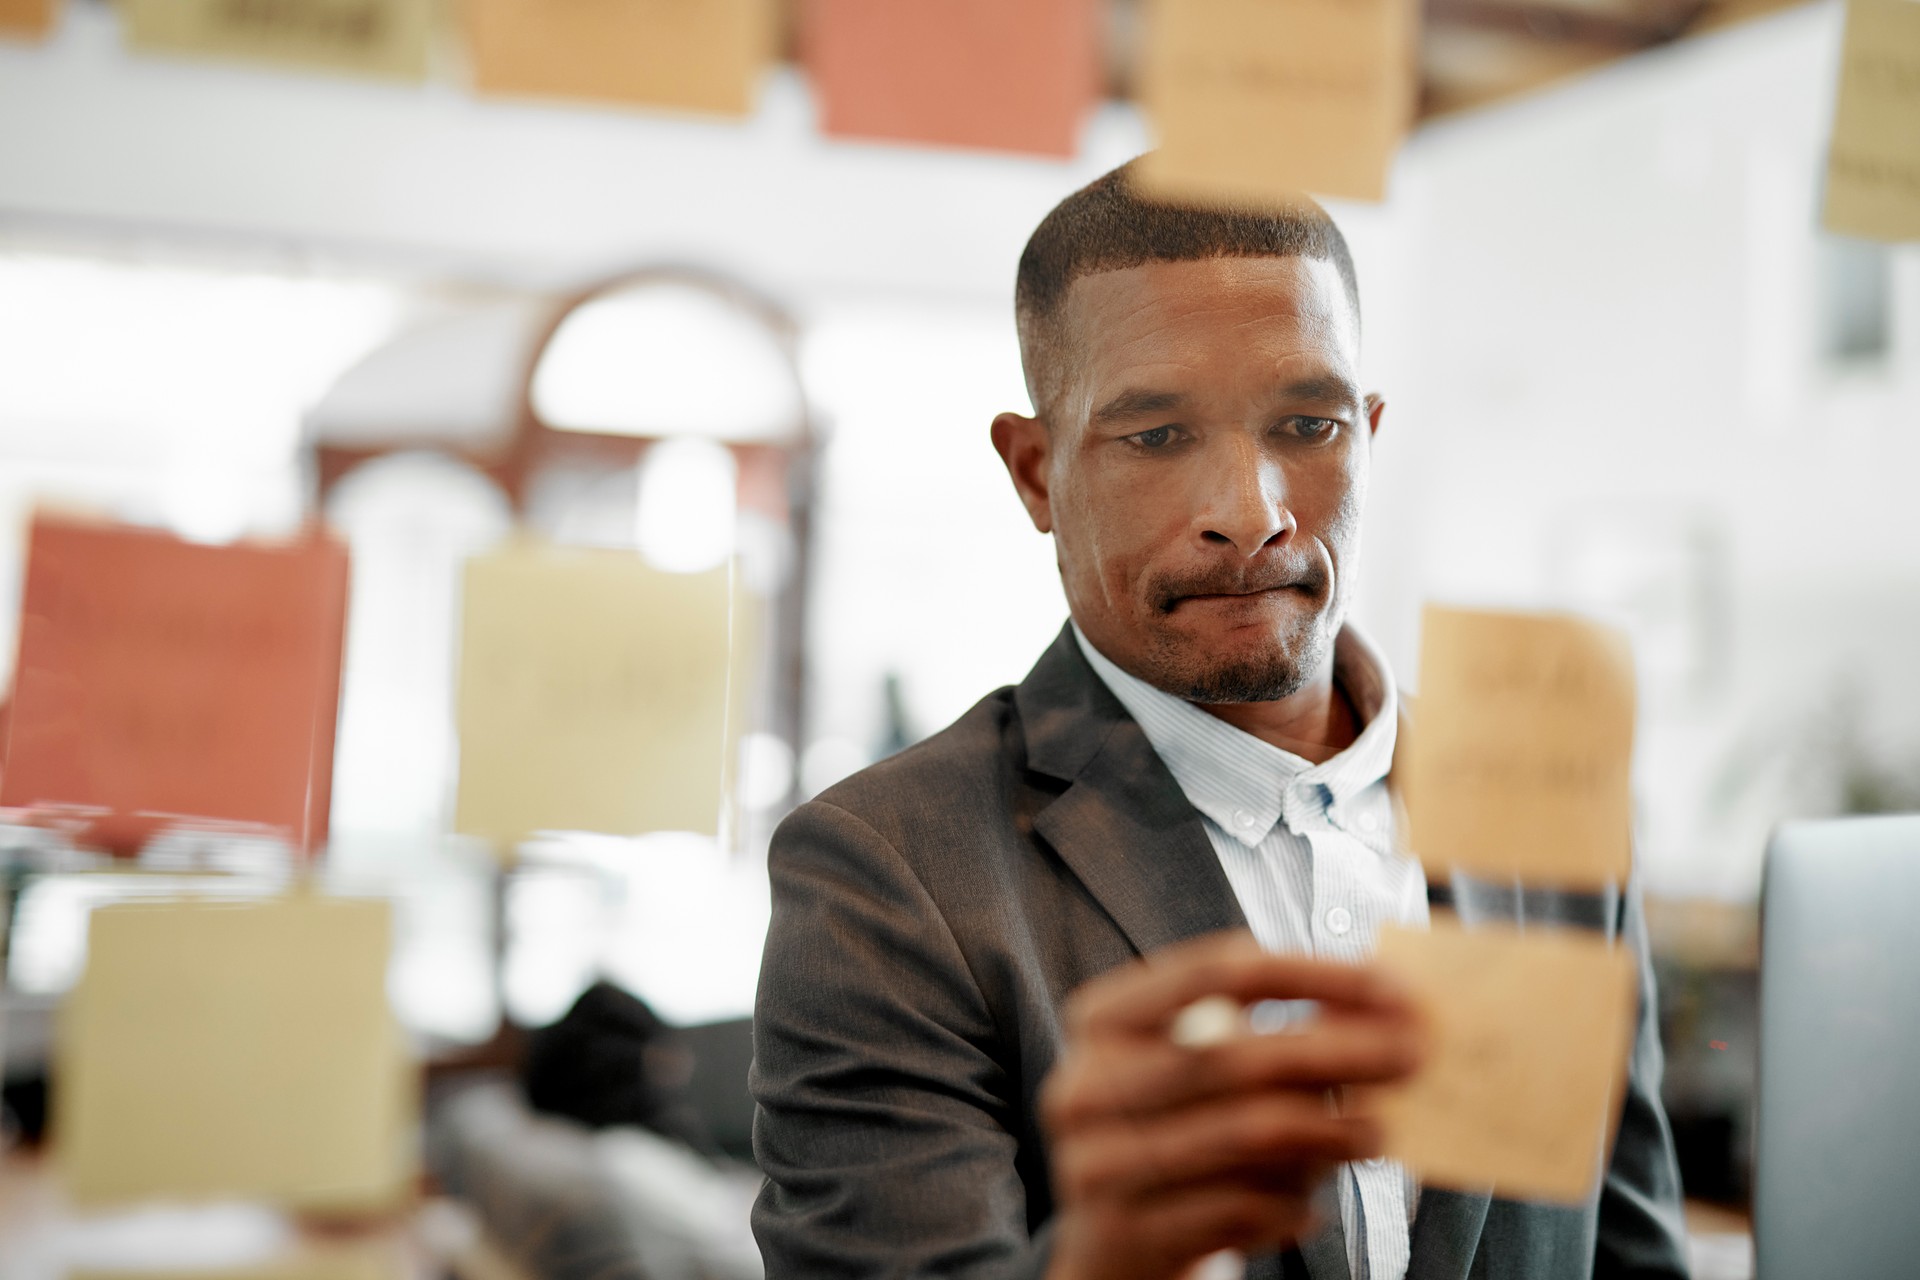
top-left (1195, 435), bottom-right (1293, 557)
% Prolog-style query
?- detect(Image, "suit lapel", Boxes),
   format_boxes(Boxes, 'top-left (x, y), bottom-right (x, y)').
top-left (1406, 1188), bottom-right (1493, 1280)
top-left (1016, 625), bottom-right (1247, 955)
top-left (1296, 1222), bottom-right (1355, 1280)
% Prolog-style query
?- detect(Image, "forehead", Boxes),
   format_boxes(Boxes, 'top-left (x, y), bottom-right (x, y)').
top-left (1058, 256), bottom-right (1359, 402)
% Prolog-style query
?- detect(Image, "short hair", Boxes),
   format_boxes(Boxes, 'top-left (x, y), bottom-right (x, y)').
top-left (1014, 161), bottom-right (1361, 419)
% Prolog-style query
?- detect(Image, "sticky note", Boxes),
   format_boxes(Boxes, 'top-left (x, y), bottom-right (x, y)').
top-left (805, 0), bottom-right (1102, 156)
top-left (0, 515), bottom-right (349, 856)
top-left (1822, 0), bottom-right (1920, 243)
top-left (462, 0), bottom-right (775, 117)
top-left (0, 0), bottom-right (57, 39)
top-left (121, 0), bottom-right (434, 80)
top-left (454, 544), bottom-right (753, 848)
top-left (1367, 918), bottom-right (1638, 1203)
top-left (1135, 0), bottom-right (1418, 205)
top-left (57, 896), bottom-right (417, 1211)
top-left (1400, 605), bottom-right (1635, 889)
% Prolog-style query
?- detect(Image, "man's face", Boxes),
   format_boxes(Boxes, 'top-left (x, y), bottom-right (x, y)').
top-left (998, 255), bottom-right (1379, 703)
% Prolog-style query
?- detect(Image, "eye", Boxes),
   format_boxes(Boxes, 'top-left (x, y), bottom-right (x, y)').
top-left (1285, 417), bottom-right (1340, 442)
top-left (1127, 425), bottom-right (1180, 450)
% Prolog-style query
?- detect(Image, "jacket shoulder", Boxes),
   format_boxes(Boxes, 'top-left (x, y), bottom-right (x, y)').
top-left (805, 684), bottom-right (1031, 845)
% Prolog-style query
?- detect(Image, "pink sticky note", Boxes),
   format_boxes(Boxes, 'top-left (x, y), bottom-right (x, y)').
top-left (806, 0), bottom-right (1102, 157)
top-left (1, 515), bottom-right (348, 855)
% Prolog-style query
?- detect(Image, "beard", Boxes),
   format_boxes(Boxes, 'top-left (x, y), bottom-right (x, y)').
top-left (1126, 556), bottom-right (1339, 703)
top-left (1132, 606), bottom-right (1336, 703)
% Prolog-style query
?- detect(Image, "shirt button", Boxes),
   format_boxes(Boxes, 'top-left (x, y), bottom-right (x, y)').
top-left (1326, 906), bottom-right (1354, 936)
top-left (1358, 811), bottom-right (1379, 833)
top-left (1233, 809), bottom-right (1258, 830)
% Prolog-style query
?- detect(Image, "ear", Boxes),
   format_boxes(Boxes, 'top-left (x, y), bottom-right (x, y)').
top-left (1364, 393), bottom-right (1386, 439)
top-left (991, 411), bottom-right (1054, 535)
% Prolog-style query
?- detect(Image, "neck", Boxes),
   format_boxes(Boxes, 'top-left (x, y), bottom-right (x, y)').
top-left (1197, 667), bottom-right (1358, 763)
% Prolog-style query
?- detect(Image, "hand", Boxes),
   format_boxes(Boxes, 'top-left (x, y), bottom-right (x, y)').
top-left (1040, 931), bottom-right (1424, 1280)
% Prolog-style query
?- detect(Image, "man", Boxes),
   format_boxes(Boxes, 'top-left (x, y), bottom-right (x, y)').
top-left (750, 164), bottom-right (1689, 1280)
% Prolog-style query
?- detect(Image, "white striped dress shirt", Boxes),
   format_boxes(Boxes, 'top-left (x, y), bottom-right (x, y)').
top-left (1073, 622), bottom-right (1429, 1280)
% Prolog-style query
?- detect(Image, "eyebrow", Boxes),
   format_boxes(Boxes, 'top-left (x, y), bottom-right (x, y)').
top-left (1089, 374), bottom-right (1361, 428)
top-left (1276, 373), bottom-right (1362, 411)
top-left (1090, 388), bottom-right (1188, 426)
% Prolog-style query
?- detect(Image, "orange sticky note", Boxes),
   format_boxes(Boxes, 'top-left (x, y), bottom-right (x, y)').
top-left (1400, 605), bottom-right (1635, 889)
top-left (1367, 919), bottom-right (1638, 1203)
top-left (0, 515), bottom-right (349, 855)
top-left (805, 0), bottom-right (1102, 156)
top-left (1136, 0), bottom-right (1418, 204)
top-left (462, 0), bottom-right (776, 117)
top-left (0, 0), bottom-right (57, 39)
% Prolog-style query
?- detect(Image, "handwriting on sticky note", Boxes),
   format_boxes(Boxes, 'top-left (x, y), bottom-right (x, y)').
top-left (1366, 919), bottom-right (1637, 1203)
top-left (1823, 0), bottom-right (1920, 243)
top-left (59, 896), bottom-right (415, 1211)
top-left (1135, 0), bottom-right (1417, 205)
top-left (122, 0), bottom-right (434, 80)
top-left (463, 0), bottom-right (774, 116)
top-left (454, 544), bottom-right (754, 848)
top-left (1401, 604), bottom-right (1635, 888)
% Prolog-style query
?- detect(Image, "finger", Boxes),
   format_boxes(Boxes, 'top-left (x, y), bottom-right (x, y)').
top-left (1068, 935), bottom-right (1412, 1039)
top-left (1054, 1093), bottom-right (1382, 1204)
top-left (1048, 1010), bottom-right (1423, 1129)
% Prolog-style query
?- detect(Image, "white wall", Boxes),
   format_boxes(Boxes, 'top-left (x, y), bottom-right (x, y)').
top-left (1361, 2), bottom-right (1920, 898)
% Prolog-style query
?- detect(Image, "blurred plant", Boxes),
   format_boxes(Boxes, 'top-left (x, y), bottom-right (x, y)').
top-left (1709, 679), bottom-right (1920, 822)
top-left (1819, 683), bottom-right (1920, 815)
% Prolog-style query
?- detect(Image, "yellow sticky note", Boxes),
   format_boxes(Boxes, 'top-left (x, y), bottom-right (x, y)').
top-left (1368, 919), bottom-right (1638, 1203)
top-left (1822, 0), bottom-right (1920, 243)
top-left (1136, 0), bottom-right (1418, 205)
top-left (1401, 605), bottom-right (1635, 889)
top-left (57, 897), bottom-right (417, 1212)
top-left (0, 0), bottom-right (57, 39)
top-left (461, 0), bottom-right (775, 116)
top-left (454, 544), bottom-right (753, 847)
top-left (121, 0), bottom-right (434, 81)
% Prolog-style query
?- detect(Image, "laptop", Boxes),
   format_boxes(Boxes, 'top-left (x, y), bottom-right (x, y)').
top-left (1754, 815), bottom-right (1920, 1279)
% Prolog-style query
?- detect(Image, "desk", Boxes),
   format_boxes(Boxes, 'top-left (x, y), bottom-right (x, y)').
top-left (0, 1152), bottom-right (528, 1280)
top-left (1684, 1199), bottom-right (1755, 1280)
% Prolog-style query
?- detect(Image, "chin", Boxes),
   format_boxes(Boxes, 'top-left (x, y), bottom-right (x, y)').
top-left (1140, 611), bottom-right (1335, 705)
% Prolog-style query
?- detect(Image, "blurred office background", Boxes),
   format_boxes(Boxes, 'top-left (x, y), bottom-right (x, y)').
top-left (0, 0), bottom-right (1915, 1276)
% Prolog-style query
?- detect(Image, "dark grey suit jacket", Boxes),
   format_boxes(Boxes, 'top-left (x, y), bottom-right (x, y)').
top-left (752, 625), bottom-right (1691, 1280)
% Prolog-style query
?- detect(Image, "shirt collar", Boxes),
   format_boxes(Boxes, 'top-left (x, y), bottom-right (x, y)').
top-left (1072, 620), bottom-right (1399, 841)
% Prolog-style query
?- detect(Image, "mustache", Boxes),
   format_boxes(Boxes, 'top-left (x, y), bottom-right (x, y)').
top-left (1150, 559), bottom-right (1330, 614)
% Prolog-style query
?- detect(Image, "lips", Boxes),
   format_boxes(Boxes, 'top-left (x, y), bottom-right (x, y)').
top-left (1168, 584), bottom-right (1311, 610)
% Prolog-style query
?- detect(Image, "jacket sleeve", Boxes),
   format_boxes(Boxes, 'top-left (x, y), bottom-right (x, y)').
top-left (750, 798), bottom-right (1051, 1280)
top-left (1593, 880), bottom-right (1692, 1279)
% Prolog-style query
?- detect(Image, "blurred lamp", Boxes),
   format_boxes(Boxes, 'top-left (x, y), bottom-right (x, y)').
top-left (635, 437), bottom-right (737, 573)
top-left (305, 301), bottom-right (553, 451)
top-left (531, 282), bottom-right (804, 443)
